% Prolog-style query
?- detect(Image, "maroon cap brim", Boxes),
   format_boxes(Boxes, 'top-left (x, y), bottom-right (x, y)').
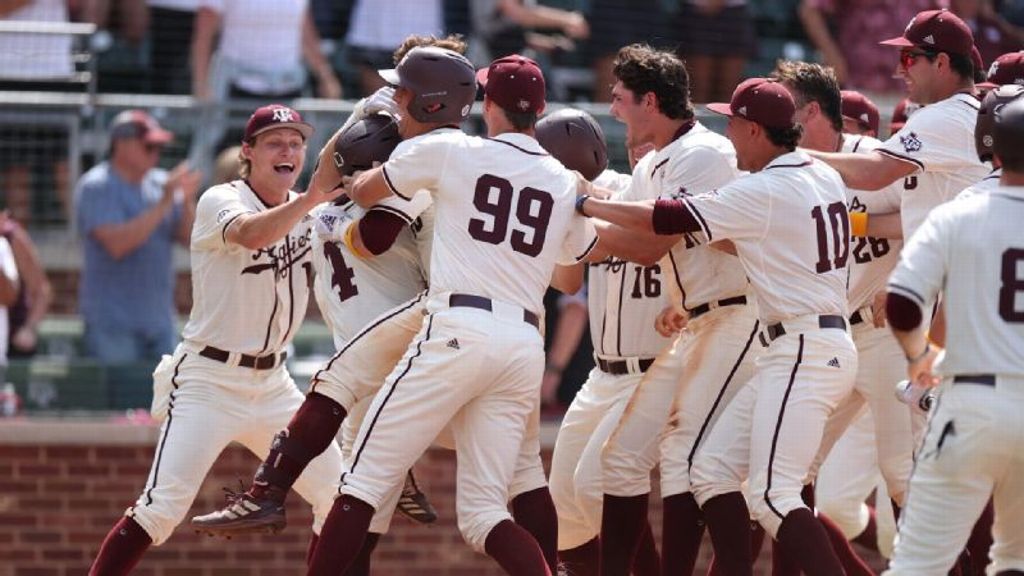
top-left (880, 37), bottom-right (916, 48)
top-left (143, 128), bottom-right (174, 144)
top-left (705, 102), bottom-right (734, 117)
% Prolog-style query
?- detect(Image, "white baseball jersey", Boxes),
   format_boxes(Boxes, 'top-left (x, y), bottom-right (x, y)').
top-left (311, 197), bottom-right (430, 348)
top-left (843, 134), bottom-right (904, 311)
top-left (587, 169), bottom-right (672, 357)
top-left (679, 150), bottom-right (850, 324)
top-left (888, 185), bottom-right (1024, 377)
top-left (0, 236), bottom-right (17, 364)
top-left (631, 122), bottom-right (749, 310)
top-left (878, 93), bottom-right (990, 238)
top-left (381, 129), bottom-right (598, 313)
top-left (955, 168), bottom-right (1002, 201)
top-left (182, 180), bottom-right (313, 355)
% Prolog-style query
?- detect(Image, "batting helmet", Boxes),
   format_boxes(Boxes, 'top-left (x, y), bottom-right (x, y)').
top-left (536, 109), bottom-right (609, 181)
top-left (332, 114), bottom-right (401, 176)
top-left (992, 94), bottom-right (1024, 166)
top-left (378, 46), bottom-right (477, 124)
top-left (975, 84), bottom-right (1024, 162)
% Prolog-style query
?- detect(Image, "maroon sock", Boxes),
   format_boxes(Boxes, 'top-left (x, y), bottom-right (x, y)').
top-left (89, 516), bottom-right (152, 576)
top-left (801, 483), bottom-right (816, 508)
top-left (775, 508), bottom-right (844, 576)
top-left (967, 499), bottom-right (994, 575)
top-left (707, 522), bottom-right (765, 576)
top-left (891, 498), bottom-right (901, 524)
top-left (662, 492), bottom-right (704, 576)
top-left (559, 537), bottom-right (600, 576)
top-left (600, 494), bottom-right (649, 576)
top-left (818, 512), bottom-right (876, 576)
top-left (851, 507), bottom-right (879, 552)
top-left (252, 392), bottom-right (346, 500)
top-left (633, 520), bottom-right (661, 576)
top-left (347, 532), bottom-right (380, 576)
top-left (512, 487), bottom-right (559, 574)
top-left (484, 519), bottom-right (552, 576)
top-left (700, 492), bottom-right (753, 576)
top-left (771, 539), bottom-right (801, 576)
top-left (307, 495), bottom-right (374, 576)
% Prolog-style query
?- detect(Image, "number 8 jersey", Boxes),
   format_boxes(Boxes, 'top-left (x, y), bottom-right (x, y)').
top-left (380, 128), bottom-right (598, 314)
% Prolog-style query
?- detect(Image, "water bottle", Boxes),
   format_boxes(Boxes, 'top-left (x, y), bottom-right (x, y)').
top-left (0, 383), bottom-right (20, 417)
top-left (895, 379), bottom-right (935, 415)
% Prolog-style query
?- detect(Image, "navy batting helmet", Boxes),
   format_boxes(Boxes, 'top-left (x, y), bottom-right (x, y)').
top-left (992, 94), bottom-right (1024, 166)
top-left (536, 109), bottom-right (609, 181)
top-left (976, 84), bottom-right (1024, 162)
top-left (332, 114), bottom-right (402, 177)
top-left (378, 47), bottom-right (477, 124)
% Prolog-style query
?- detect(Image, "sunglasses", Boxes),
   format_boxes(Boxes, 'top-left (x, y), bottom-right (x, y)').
top-left (900, 49), bottom-right (936, 70)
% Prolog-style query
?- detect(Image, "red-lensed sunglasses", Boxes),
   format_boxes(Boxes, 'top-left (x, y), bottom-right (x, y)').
top-left (900, 49), bottom-right (936, 70)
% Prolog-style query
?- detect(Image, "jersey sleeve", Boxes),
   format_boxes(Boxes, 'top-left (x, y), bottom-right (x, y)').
top-left (369, 189), bottom-right (433, 225)
top-left (887, 204), bottom-right (953, 310)
top-left (878, 106), bottom-right (970, 174)
top-left (191, 184), bottom-right (254, 251)
top-left (680, 180), bottom-right (769, 243)
top-left (380, 134), bottom-right (452, 200)
top-left (558, 215), bottom-right (599, 265)
top-left (662, 144), bottom-right (738, 198)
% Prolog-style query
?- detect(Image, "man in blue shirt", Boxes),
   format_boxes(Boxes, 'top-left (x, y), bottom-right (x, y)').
top-left (74, 110), bottom-right (201, 362)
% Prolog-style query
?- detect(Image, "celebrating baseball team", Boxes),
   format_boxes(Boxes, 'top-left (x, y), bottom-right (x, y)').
top-left (85, 7), bottom-right (1024, 576)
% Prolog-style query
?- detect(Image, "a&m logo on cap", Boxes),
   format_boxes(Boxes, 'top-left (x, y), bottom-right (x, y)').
top-left (900, 132), bottom-right (923, 153)
top-left (273, 107), bottom-right (295, 123)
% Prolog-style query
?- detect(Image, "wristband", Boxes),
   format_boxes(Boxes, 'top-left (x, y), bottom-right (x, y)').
top-left (342, 220), bottom-right (370, 260)
top-left (575, 194), bottom-right (591, 217)
top-left (906, 342), bottom-right (931, 364)
top-left (850, 212), bottom-right (869, 237)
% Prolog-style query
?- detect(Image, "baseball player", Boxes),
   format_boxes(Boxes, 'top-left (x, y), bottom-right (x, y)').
top-left (840, 89), bottom-right (881, 138)
top-left (570, 44), bottom-right (759, 576)
top-left (960, 85), bottom-right (1024, 202)
top-left (306, 52), bottom-right (598, 576)
top-left (771, 66), bottom-right (908, 568)
top-left (537, 106), bottom-right (675, 576)
top-left (882, 95), bottom-right (1024, 576)
top-left (579, 77), bottom-right (858, 576)
top-left (89, 104), bottom-right (347, 576)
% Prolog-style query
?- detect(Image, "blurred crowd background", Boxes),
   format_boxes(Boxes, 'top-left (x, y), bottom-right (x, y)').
top-left (1, 0), bottom-right (1023, 416)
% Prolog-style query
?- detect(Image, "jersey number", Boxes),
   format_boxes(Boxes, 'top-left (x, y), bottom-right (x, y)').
top-left (630, 265), bottom-right (662, 299)
top-left (852, 236), bottom-right (891, 264)
top-left (811, 202), bottom-right (850, 273)
top-left (999, 248), bottom-right (1024, 323)
top-left (468, 174), bottom-right (553, 257)
top-left (323, 243), bottom-right (358, 302)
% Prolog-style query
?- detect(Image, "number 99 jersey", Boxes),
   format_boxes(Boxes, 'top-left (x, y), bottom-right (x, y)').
top-left (311, 195), bottom-right (431, 349)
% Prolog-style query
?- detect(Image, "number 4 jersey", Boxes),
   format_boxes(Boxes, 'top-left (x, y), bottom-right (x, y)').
top-left (888, 186), bottom-right (1024, 377)
top-left (843, 133), bottom-right (903, 312)
top-left (380, 128), bottom-right (598, 315)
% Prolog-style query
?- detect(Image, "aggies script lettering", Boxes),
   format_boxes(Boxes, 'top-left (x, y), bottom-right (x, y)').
top-left (241, 228), bottom-right (313, 280)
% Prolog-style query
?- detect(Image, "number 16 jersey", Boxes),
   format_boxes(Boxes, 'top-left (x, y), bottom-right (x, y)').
top-left (380, 129), bottom-right (598, 315)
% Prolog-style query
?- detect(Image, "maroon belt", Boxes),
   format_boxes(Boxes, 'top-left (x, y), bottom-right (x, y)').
top-left (449, 293), bottom-right (540, 329)
top-left (200, 346), bottom-right (287, 370)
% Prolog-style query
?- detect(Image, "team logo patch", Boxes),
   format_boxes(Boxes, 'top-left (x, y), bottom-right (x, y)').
top-left (216, 208), bottom-right (233, 223)
top-left (900, 132), bottom-right (923, 153)
top-left (460, 104), bottom-right (471, 117)
top-left (446, 338), bottom-right (460, 350)
top-left (738, 106), bottom-right (748, 117)
top-left (517, 99), bottom-right (531, 111)
top-left (923, 34), bottom-right (935, 45)
top-left (272, 108), bottom-right (294, 123)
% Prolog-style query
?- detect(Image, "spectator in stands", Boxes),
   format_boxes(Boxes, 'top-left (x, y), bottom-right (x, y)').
top-left (542, 285), bottom-right (589, 413)
top-left (952, 0), bottom-right (1024, 64)
top-left (0, 215), bottom-right (18, 381)
top-left (0, 0), bottom-right (76, 226)
top-left (73, 111), bottom-right (201, 363)
top-left (345, 0), bottom-right (444, 96)
top-left (468, 0), bottom-right (589, 64)
top-left (0, 213), bottom-right (51, 358)
top-left (800, 0), bottom-right (948, 93)
top-left (588, 0), bottom-right (670, 102)
top-left (146, 0), bottom-right (199, 94)
top-left (676, 0), bottom-right (757, 103)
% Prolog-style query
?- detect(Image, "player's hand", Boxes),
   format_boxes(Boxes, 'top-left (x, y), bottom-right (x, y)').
top-left (164, 162), bottom-right (203, 204)
top-left (563, 12), bottom-right (589, 39)
top-left (871, 291), bottom-right (888, 328)
top-left (364, 86), bottom-right (398, 118)
top-left (575, 171), bottom-right (595, 198)
top-left (907, 344), bottom-right (942, 389)
top-left (654, 306), bottom-right (688, 337)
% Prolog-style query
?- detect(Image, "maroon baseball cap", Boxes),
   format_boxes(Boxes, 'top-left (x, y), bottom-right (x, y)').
top-left (109, 110), bottom-right (173, 144)
top-left (706, 78), bottom-right (796, 129)
top-left (841, 90), bottom-right (880, 135)
top-left (880, 9), bottom-right (974, 58)
top-left (476, 54), bottom-right (546, 114)
top-left (981, 51), bottom-right (1024, 89)
top-left (890, 97), bottom-right (923, 134)
top-left (244, 104), bottom-right (313, 142)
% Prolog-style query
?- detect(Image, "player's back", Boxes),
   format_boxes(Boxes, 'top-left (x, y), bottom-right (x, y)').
top-left (928, 188), bottom-right (1024, 377)
top-left (427, 132), bottom-right (593, 314)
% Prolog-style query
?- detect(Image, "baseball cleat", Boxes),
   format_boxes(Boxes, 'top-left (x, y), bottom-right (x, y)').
top-left (396, 471), bottom-right (438, 525)
top-left (190, 484), bottom-right (286, 537)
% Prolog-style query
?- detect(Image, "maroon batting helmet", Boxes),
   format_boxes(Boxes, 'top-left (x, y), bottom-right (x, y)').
top-left (976, 84), bottom-right (1024, 162)
top-left (378, 46), bottom-right (477, 124)
top-left (536, 109), bottom-right (609, 181)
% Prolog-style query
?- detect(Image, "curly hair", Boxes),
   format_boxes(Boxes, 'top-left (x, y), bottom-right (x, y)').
top-left (771, 60), bottom-right (843, 133)
top-left (393, 34), bottom-right (468, 62)
top-left (612, 44), bottom-right (694, 120)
